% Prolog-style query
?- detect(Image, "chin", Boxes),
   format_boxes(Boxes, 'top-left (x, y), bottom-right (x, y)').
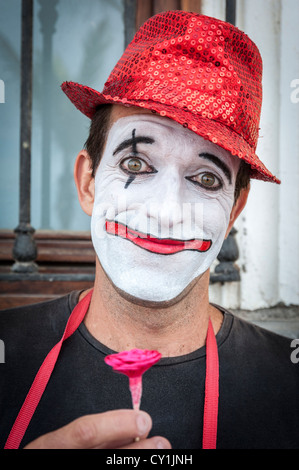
top-left (104, 268), bottom-right (206, 308)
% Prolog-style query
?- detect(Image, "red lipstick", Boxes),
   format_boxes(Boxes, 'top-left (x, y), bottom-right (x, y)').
top-left (105, 220), bottom-right (211, 255)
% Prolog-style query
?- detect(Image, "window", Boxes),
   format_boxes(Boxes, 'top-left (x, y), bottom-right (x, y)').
top-left (0, 0), bottom-right (125, 231)
top-left (0, 0), bottom-right (239, 309)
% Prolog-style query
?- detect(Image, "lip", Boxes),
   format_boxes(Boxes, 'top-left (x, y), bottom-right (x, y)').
top-left (105, 220), bottom-right (212, 255)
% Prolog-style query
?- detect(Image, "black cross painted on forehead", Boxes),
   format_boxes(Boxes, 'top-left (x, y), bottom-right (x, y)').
top-left (125, 129), bottom-right (138, 189)
top-left (131, 128), bottom-right (138, 155)
top-left (113, 129), bottom-right (154, 189)
top-left (112, 128), bottom-right (154, 156)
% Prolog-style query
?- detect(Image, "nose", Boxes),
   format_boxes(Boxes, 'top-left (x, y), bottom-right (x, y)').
top-left (144, 168), bottom-right (185, 235)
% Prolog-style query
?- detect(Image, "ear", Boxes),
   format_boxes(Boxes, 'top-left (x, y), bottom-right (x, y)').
top-left (74, 150), bottom-right (95, 216)
top-left (225, 185), bottom-right (250, 238)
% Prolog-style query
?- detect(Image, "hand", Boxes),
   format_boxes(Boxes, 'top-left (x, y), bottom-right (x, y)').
top-left (24, 409), bottom-right (171, 449)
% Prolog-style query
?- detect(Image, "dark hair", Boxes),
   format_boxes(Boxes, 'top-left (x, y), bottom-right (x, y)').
top-left (234, 159), bottom-right (251, 202)
top-left (85, 105), bottom-right (251, 202)
top-left (84, 104), bottom-right (113, 177)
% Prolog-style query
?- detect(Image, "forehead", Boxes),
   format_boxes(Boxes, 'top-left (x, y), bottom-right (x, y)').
top-left (106, 105), bottom-right (239, 170)
top-left (107, 109), bottom-right (200, 147)
top-left (108, 104), bottom-right (186, 140)
top-left (110, 104), bottom-right (153, 122)
top-left (109, 104), bottom-right (201, 142)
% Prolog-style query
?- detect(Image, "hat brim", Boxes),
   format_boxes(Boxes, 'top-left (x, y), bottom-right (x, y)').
top-left (61, 81), bottom-right (280, 184)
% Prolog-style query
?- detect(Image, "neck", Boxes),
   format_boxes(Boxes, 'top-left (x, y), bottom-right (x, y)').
top-left (83, 259), bottom-right (223, 357)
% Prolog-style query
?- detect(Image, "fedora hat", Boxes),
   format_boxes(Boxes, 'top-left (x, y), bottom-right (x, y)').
top-left (61, 10), bottom-right (280, 184)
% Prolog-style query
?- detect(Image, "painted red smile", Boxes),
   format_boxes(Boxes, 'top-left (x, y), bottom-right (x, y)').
top-left (105, 220), bottom-right (211, 255)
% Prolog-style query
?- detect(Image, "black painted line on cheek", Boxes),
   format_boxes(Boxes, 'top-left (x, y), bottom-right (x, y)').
top-left (124, 175), bottom-right (136, 189)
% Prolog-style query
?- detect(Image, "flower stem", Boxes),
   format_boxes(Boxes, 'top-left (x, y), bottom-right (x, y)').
top-left (129, 376), bottom-right (142, 410)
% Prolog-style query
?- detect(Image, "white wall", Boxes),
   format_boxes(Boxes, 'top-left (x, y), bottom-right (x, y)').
top-left (204, 0), bottom-right (299, 310)
top-left (277, 0), bottom-right (299, 307)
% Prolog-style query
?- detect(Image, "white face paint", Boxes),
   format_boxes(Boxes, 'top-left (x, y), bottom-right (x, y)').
top-left (91, 114), bottom-right (240, 303)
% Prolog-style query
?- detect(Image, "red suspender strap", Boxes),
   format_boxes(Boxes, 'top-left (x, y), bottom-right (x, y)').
top-left (4, 289), bottom-right (93, 449)
top-left (202, 319), bottom-right (219, 449)
top-left (4, 292), bottom-right (219, 450)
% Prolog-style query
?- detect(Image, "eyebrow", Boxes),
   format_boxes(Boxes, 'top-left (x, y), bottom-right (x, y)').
top-left (112, 130), bottom-right (155, 156)
top-left (199, 152), bottom-right (232, 184)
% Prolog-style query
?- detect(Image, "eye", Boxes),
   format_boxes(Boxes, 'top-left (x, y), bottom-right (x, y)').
top-left (127, 158), bottom-right (143, 172)
top-left (186, 172), bottom-right (222, 190)
top-left (200, 173), bottom-right (217, 187)
top-left (120, 157), bottom-right (156, 174)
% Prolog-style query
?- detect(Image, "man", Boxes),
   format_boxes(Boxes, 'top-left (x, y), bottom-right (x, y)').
top-left (1, 11), bottom-right (298, 449)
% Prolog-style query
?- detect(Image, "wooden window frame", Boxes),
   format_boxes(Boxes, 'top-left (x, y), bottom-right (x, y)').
top-left (0, 230), bottom-right (95, 308)
top-left (0, 0), bottom-right (238, 309)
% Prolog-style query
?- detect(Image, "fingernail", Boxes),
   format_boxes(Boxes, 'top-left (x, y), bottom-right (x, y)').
top-left (136, 412), bottom-right (151, 435)
top-left (156, 439), bottom-right (171, 449)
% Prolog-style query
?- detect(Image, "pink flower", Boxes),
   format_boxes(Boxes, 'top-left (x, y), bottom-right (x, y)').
top-left (104, 348), bottom-right (162, 410)
top-left (105, 348), bottom-right (162, 378)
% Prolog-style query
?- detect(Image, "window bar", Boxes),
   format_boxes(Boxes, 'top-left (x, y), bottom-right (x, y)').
top-left (210, 0), bottom-right (240, 283)
top-left (225, 0), bottom-right (236, 25)
top-left (12, 0), bottom-right (38, 273)
top-left (124, 0), bottom-right (137, 48)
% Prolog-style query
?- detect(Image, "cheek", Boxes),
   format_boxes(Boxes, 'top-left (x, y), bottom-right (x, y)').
top-left (201, 195), bottom-right (233, 238)
top-left (91, 172), bottom-right (148, 231)
top-left (94, 169), bottom-right (154, 219)
top-left (94, 168), bottom-right (122, 200)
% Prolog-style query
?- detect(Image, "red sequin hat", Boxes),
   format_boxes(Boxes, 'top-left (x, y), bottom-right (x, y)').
top-left (61, 10), bottom-right (280, 184)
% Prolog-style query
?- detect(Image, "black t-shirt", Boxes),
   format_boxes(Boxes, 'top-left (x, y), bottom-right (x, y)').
top-left (0, 291), bottom-right (298, 449)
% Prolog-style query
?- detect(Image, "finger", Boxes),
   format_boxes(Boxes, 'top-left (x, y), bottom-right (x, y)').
top-left (121, 436), bottom-right (172, 450)
top-left (24, 410), bottom-right (152, 449)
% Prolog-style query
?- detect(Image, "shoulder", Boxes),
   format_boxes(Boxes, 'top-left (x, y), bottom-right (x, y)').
top-left (218, 307), bottom-right (298, 382)
top-left (0, 291), bottom-right (80, 349)
top-left (228, 310), bottom-right (292, 350)
top-left (0, 290), bottom-right (79, 321)
top-left (218, 304), bottom-right (293, 348)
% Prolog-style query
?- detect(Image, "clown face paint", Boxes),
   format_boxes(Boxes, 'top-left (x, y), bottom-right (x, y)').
top-left (91, 114), bottom-right (240, 303)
